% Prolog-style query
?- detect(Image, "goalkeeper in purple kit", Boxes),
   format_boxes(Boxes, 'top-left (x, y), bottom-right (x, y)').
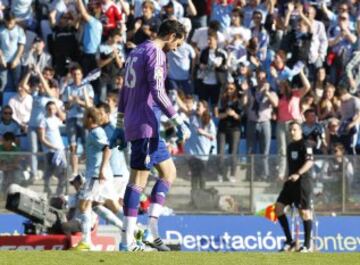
top-left (110, 19), bottom-right (190, 251)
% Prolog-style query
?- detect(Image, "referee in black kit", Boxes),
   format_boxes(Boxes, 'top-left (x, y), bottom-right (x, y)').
top-left (275, 121), bottom-right (314, 253)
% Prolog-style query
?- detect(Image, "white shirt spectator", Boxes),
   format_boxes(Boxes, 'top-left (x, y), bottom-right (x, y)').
top-left (8, 91), bottom-right (33, 127)
top-left (39, 115), bottom-right (65, 152)
top-left (309, 19), bottom-right (328, 64)
top-left (191, 27), bottom-right (225, 51)
top-left (63, 83), bottom-right (94, 119)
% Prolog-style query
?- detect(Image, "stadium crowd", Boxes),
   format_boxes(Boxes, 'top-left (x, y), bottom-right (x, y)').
top-left (0, 0), bottom-right (359, 193)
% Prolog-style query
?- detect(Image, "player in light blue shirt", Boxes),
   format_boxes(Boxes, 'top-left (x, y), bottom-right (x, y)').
top-left (72, 107), bottom-right (112, 250)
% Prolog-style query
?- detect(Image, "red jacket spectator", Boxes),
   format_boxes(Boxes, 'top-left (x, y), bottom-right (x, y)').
top-left (102, 0), bottom-right (122, 37)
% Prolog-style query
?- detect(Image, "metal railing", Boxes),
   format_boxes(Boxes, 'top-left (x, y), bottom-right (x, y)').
top-left (0, 151), bottom-right (359, 215)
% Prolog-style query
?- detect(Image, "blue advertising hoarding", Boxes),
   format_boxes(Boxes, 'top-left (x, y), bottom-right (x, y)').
top-left (1, 214), bottom-right (360, 252)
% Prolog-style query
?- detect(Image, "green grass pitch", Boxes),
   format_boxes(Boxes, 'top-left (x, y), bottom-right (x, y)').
top-left (1, 252), bottom-right (360, 265)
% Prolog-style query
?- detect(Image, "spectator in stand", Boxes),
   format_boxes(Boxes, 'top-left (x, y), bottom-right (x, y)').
top-left (0, 11), bottom-right (26, 96)
top-left (161, 0), bottom-right (184, 20)
top-left (276, 69), bottom-right (310, 179)
top-left (302, 108), bottom-right (326, 154)
top-left (0, 132), bottom-right (22, 194)
top-left (268, 50), bottom-right (293, 92)
top-left (300, 91), bottom-right (316, 116)
top-left (313, 67), bottom-right (327, 102)
top-left (190, 0), bottom-right (207, 33)
top-left (216, 82), bottom-right (244, 182)
top-left (167, 17), bottom-right (195, 95)
top-left (321, 1), bottom-right (355, 30)
top-left (38, 101), bottom-right (67, 196)
top-left (22, 65), bottom-right (57, 182)
top-left (320, 143), bottom-right (354, 203)
top-left (63, 65), bottom-right (94, 176)
top-left (22, 37), bottom-right (52, 73)
top-left (305, 5), bottom-right (328, 81)
top-left (242, 0), bottom-right (267, 28)
top-left (250, 10), bottom-right (269, 63)
top-left (346, 48), bottom-right (360, 94)
top-left (327, 11), bottom-right (357, 85)
top-left (243, 69), bottom-right (278, 181)
top-left (101, 0), bottom-right (128, 38)
top-left (184, 100), bottom-right (216, 200)
top-left (8, 83), bottom-right (33, 134)
top-left (198, 31), bottom-right (227, 110)
top-left (10, 0), bottom-right (35, 29)
top-left (0, 105), bottom-right (21, 144)
top-left (98, 29), bottom-right (125, 102)
top-left (48, 12), bottom-right (80, 77)
top-left (282, 12), bottom-right (312, 68)
top-left (106, 90), bottom-right (119, 125)
top-left (338, 86), bottom-right (360, 154)
top-left (210, 0), bottom-right (236, 33)
top-left (191, 20), bottom-right (225, 52)
top-left (224, 8), bottom-right (251, 47)
top-left (127, 0), bottom-right (160, 48)
top-left (325, 117), bottom-right (342, 154)
top-left (317, 83), bottom-right (340, 122)
top-left (77, 0), bottom-right (103, 76)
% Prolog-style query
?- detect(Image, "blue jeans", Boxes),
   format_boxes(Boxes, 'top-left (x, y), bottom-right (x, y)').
top-left (28, 127), bottom-right (39, 178)
top-left (0, 64), bottom-right (22, 92)
top-left (246, 120), bottom-right (271, 178)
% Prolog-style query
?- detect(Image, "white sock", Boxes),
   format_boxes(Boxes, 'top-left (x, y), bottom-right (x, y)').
top-left (80, 210), bottom-right (92, 244)
top-left (148, 203), bottom-right (163, 240)
top-left (93, 205), bottom-right (123, 229)
top-left (116, 209), bottom-right (124, 221)
top-left (122, 216), bottom-right (137, 246)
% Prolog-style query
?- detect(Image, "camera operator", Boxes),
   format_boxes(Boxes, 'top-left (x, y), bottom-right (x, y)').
top-left (61, 175), bottom-right (97, 236)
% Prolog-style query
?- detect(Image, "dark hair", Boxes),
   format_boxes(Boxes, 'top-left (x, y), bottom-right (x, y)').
top-left (70, 64), bottom-right (82, 73)
top-left (48, 79), bottom-right (58, 89)
top-left (45, 101), bottom-right (56, 109)
top-left (332, 143), bottom-right (345, 154)
top-left (3, 132), bottom-right (16, 142)
top-left (199, 100), bottom-right (211, 126)
top-left (231, 8), bottom-right (243, 19)
top-left (109, 28), bottom-right (122, 38)
top-left (97, 102), bottom-right (111, 114)
top-left (2, 105), bottom-right (12, 114)
top-left (107, 90), bottom-right (118, 101)
top-left (337, 85), bottom-right (349, 96)
top-left (157, 19), bottom-right (186, 40)
top-left (253, 10), bottom-right (263, 19)
top-left (208, 20), bottom-right (220, 32)
top-left (304, 108), bottom-right (316, 117)
top-left (221, 83), bottom-right (238, 107)
top-left (43, 66), bottom-right (55, 73)
top-left (208, 30), bottom-right (218, 40)
top-left (279, 80), bottom-right (292, 100)
top-left (289, 120), bottom-right (302, 129)
top-left (3, 10), bottom-right (16, 22)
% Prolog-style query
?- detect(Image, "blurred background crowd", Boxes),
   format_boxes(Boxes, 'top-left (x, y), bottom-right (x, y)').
top-left (0, 0), bottom-right (360, 200)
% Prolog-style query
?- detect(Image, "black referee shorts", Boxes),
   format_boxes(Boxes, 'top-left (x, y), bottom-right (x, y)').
top-left (276, 175), bottom-right (312, 209)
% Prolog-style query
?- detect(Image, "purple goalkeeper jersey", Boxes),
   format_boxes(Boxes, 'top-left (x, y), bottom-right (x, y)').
top-left (118, 40), bottom-right (176, 141)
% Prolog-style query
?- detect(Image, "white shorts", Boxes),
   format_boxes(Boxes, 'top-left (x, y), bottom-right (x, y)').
top-left (80, 177), bottom-right (116, 203)
top-left (112, 176), bottom-right (129, 200)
